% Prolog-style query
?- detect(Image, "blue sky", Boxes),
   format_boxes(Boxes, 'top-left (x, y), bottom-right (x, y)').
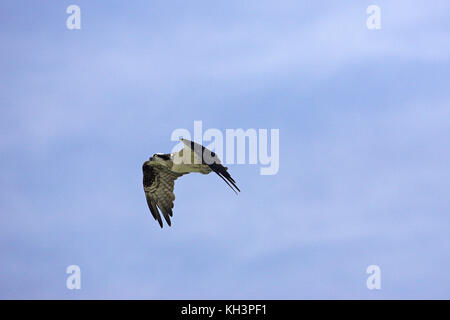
top-left (0, 0), bottom-right (449, 299)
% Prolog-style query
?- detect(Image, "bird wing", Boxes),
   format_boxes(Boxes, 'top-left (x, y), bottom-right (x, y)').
top-left (142, 162), bottom-right (185, 228)
top-left (180, 138), bottom-right (240, 194)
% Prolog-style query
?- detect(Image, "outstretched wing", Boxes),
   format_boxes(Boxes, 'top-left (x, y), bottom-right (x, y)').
top-left (180, 138), bottom-right (240, 194)
top-left (142, 162), bottom-right (184, 228)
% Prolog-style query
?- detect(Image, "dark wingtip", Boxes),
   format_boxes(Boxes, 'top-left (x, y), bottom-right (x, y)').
top-left (155, 213), bottom-right (163, 228)
top-left (209, 163), bottom-right (240, 194)
top-left (218, 172), bottom-right (240, 194)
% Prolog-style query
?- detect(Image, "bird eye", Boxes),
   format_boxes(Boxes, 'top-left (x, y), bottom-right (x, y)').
top-left (211, 152), bottom-right (215, 157)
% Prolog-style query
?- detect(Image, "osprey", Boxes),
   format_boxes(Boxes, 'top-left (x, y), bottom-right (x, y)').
top-left (142, 138), bottom-right (240, 227)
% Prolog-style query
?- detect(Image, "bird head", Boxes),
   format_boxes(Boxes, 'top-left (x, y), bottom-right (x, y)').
top-left (151, 153), bottom-right (171, 163)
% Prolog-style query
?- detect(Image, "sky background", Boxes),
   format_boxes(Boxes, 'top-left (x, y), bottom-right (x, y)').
top-left (0, 0), bottom-right (449, 299)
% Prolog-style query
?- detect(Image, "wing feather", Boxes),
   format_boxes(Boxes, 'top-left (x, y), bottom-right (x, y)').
top-left (143, 161), bottom-right (184, 228)
top-left (181, 138), bottom-right (240, 193)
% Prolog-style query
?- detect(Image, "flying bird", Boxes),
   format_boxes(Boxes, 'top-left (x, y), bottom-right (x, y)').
top-left (142, 138), bottom-right (240, 228)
